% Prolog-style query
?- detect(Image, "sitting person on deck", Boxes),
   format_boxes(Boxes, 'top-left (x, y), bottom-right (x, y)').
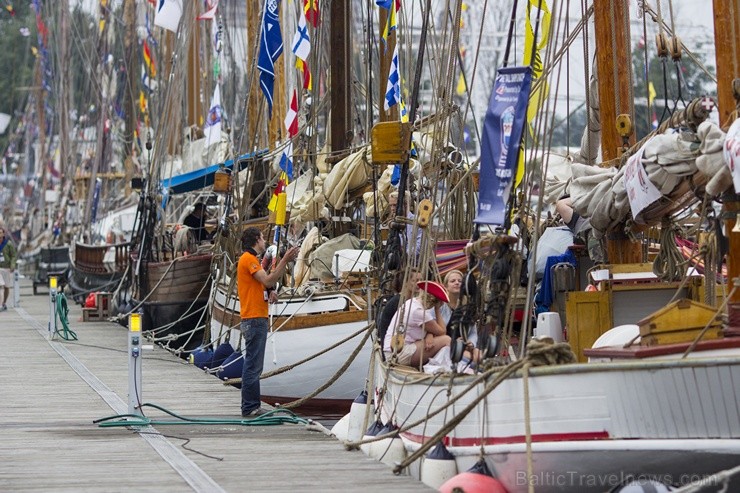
top-left (439, 269), bottom-right (478, 347)
top-left (555, 195), bottom-right (606, 264)
top-left (377, 267), bottom-right (421, 355)
top-left (383, 280), bottom-right (451, 367)
top-left (183, 202), bottom-right (212, 243)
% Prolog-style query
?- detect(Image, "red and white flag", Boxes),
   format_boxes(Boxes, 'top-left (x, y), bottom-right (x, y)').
top-left (197, 0), bottom-right (219, 21)
top-left (284, 89), bottom-right (298, 137)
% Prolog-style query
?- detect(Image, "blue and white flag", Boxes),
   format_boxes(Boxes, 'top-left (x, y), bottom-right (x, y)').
top-left (204, 85), bottom-right (222, 147)
top-left (257, 0), bottom-right (284, 117)
top-left (475, 66), bottom-right (532, 225)
top-left (279, 141), bottom-right (293, 179)
top-left (154, 0), bottom-right (183, 33)
top-left (384, 42), bottom-right (400, 111)
top-left (291, 6), bottom-right (310, 61)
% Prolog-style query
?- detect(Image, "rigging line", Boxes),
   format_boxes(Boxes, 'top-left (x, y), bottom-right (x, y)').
top-left (609, 0), bottom-right (621, 117)
top-left (641, 3), bottom-right (716, 83)
top-left (582, 0), bottom-right (591, 162)
top-left (667, 0), bottom-right (676, 35)
top-left (502, 0), bottom-right (521, 68)
top-left (459, 0), bottom-right (493, 158)
top-left (641, 0), bottom-right (652, 133)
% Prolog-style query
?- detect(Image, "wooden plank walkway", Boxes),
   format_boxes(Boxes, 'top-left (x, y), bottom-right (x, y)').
top-left (0, 279), bottom-right (431, 492)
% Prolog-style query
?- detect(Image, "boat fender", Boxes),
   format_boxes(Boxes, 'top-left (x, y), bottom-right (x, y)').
top-left (216, 352), bottom-right (243, 385)
top-left (420, 442), bottom-right (457, 489)
top-left (190, 347), bottom-right (214, 370)
top-left (348, 390), bottom-right (370, 442)
top-left (360, 419), bottom-right (385, 456)
top-left (369, 422), bottom-right (407, 469)
top-left (439, 459), bottom-right (506, 493)
top-left (609, 478), bottom-right (675, 492)
top-left (330, 413), bottom-right (351, 441)
top-left (212, 342), bottom-right (235, 368)
top-left (439, 472), bottom-right (507, 493)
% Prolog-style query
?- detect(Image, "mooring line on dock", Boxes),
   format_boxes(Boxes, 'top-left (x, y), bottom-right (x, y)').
top-left (14, 306), bottom-right (227, 493)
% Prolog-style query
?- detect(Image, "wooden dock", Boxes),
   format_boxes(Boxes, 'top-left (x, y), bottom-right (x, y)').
top-left (0, 279), bottom-right (431, 492)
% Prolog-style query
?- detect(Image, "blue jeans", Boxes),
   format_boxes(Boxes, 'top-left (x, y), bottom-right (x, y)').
top-left (240, 318), bottom-right (268, 414)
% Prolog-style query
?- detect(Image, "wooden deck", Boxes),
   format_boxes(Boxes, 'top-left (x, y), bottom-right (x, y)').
top-left (0, 279), bottom-right (431, 492)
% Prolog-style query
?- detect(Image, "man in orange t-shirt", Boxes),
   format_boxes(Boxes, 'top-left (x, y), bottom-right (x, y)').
top-left (237, 227), bottom-right (299, 417)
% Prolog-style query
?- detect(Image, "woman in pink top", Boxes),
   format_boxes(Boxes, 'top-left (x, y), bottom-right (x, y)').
top-left (383, 281), bottom-right (452, 367)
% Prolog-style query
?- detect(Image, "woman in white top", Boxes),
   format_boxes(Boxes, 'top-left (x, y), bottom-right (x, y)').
top-left (441, 269), bottom-right (478, 348)
top-left (383, 281), bottom-right (452, 367)
top-left (439, 269), bottom-right (463, 327)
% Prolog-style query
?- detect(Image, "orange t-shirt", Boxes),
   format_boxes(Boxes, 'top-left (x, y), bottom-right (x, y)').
top-left (237, 250), bottom-right (268, 319)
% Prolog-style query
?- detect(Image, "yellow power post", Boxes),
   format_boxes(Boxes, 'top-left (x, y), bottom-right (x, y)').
top-left (48, 276), bottom-right (58, 339)
top-left (128, 313), bottom-right (143, 416)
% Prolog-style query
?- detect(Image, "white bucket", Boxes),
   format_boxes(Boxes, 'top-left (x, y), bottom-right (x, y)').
top-left (535, 312), bottom-right (563, 342)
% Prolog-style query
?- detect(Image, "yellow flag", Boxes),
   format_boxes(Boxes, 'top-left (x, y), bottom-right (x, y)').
top-left (648, 82), bottom-right (657, 105)
top-left (516, 0), bottom-right (551, 192)
top-left (456, 72), bottom-right (466, 96)
top-left (523, 0), bottom-right (551, 79)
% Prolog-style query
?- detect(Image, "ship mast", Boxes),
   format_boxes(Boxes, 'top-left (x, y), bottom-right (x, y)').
top-left (593, 0), bottom-right (641, 264)
top-left (329, 0), bottom-right (352, 157)
top-left (713, 0), bottom-right (740, 333)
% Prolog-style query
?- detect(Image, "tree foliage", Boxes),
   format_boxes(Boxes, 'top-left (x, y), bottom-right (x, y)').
top-left (632, 39), bottom-right (716, 139)
top-left (0, 3), bottom-right (36, 148)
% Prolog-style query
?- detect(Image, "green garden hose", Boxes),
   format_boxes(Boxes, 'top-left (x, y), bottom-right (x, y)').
top-left (55, 293), bottom-right (78, 341)
top-left (94, 402), bottom-right (310, 427)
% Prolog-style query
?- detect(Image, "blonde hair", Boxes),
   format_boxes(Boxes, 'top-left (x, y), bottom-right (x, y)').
top-left (443, 269), bottom-right (464, 286)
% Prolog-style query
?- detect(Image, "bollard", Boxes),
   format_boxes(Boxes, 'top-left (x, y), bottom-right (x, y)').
top-left (48, 276), bottom-right (58, 340)
top-left (13, 270), bottom-right (19, 307)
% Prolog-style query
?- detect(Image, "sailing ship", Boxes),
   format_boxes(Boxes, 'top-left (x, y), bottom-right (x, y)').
top-left (333, 1), bottom-right (740, 491)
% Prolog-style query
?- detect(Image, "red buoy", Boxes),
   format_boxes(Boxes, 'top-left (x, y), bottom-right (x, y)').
top-left (438, 472), bottom-right (508, 493)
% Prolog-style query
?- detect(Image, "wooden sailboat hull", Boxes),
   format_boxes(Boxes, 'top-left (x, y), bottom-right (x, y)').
top-left (210, 282), bottom-right (371, 412)
top-left (68, 242), bottom-right (129, 303)
top-left (137, 254), bottom-right (213, 353)
top-left (376, 356), bottom-right (740, 492)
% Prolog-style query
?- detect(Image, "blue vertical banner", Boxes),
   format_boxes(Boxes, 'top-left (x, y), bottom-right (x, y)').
top-left (257, 0), bottom-right (283, 117)
top-left (475, 66), bottom-right (532, 225)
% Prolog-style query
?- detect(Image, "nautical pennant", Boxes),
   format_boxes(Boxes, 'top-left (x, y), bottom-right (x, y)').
top-left (279, 142), bottom-right (294, 180)
top-left (384, 41), bottom-right (400, 111)
top-left (204, 85), bottom-right (222, 147)
top-left (139, 90), bottom-right (147, 114)
top-left (142, 40), bottom-right (156, 77)
top-left (296, 58), bottom-right (312, 90)
top-left (304, 0), bottom-right (320, 27)
top-left (291, 6), bottom-right (310, 62)
top-left (141, 65), bottom-right (158, 92)
top-left (284, 89), bottom-right (298, 138)
top-left (268, 172), bottom-right (289, 212)
top-left (381, 0), bottom-right (400, 46)
top-left (197, 0), bottom-right (219, 21)
top-left (154, 0), bottom-right (183, 33)
top-left (257, 0), bottom-right (284, 117)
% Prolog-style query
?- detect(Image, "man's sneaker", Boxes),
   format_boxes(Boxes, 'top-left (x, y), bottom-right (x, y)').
top-left (0, 305), bottom-right (7, 312)
top-left (242, 407), bottom-right (269, 418)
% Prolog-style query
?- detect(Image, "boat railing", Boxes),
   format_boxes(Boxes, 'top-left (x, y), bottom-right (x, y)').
top-left (75, 242), bottom-right (130, 274)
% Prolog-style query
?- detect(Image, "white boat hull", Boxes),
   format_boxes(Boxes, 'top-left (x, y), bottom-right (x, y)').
top-left (375, 357), bottom-right (740, 492)
top-left (210, 282), bottom-right (372, 409)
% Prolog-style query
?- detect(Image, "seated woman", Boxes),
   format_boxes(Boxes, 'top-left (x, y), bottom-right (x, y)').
top-left (383, 280), bottom-right (451, 367)
top-left (377, 268), bottom-right (421, 354)
top-left (440, 269), bottom-right (478, 347)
